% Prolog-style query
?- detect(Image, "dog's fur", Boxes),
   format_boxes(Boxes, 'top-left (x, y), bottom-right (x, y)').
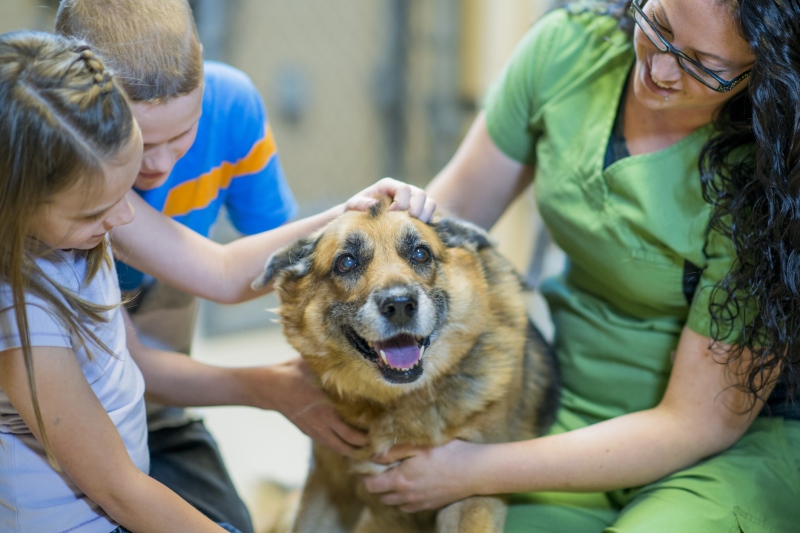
top-left (252, 199), bottom-right (559, 533)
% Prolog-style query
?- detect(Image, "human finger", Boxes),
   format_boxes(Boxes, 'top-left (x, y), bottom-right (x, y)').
top-left (418, 196), bottom-right (437, 223)
top-left (387, 182), bottom-right (412, 211)
top-left (373, 443), bottom-right (418, 464)
top-left (361, 469), bottom-right (397, 494)
top-left (403, 187), bottom-right (427, 219)
top-left (331, 420), bottom-right (369, 449)
top-left (344, 196), bottom-right (379, 213)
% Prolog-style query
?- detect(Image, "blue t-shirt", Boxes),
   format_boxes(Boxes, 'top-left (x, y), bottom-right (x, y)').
top-left (118, 61), bottom-right (297, 290)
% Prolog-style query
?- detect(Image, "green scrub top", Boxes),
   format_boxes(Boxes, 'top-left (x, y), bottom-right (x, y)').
top-left (484, 7), bottom-right (735, 426)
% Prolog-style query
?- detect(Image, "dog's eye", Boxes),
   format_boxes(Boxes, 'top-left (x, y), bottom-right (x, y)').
top-left (335, 254), bottom-right (358, 273)
top-left (411, 246), bottom-right (431, 263)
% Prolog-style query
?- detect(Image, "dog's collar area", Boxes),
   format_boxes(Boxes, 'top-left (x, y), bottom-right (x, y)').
top-left (343, 326), bottom-right (431, 384)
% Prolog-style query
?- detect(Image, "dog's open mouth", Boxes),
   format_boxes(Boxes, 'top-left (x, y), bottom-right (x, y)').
top-left (343, 327), bottom-right (431, 384)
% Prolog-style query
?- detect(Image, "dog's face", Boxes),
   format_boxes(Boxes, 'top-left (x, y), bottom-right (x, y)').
top-left (254, 200), bottom-right (499, 402)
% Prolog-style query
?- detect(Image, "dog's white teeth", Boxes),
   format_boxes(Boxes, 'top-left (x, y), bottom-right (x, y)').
top-left (379, 349), bottom-right (388, 365)
top-left (420, 345), bottom-right (426, 359)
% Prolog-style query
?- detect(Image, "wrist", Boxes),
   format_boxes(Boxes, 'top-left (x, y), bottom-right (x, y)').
top-left (232, 365), bottom-right (281, 410)
top-left (469, 442), bottom-right (510, 497)
top-left (329, 203), bottom-right (347, 217)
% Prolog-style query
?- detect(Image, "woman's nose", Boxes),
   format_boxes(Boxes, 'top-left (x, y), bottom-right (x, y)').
top-left (650, 51), bottom-right (682, 84)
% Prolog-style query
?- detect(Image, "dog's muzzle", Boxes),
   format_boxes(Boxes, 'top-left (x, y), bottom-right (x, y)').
top-left (343, 326), bottom-right (432, 384)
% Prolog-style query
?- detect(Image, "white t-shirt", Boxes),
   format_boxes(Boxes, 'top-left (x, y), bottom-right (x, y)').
top-left (0, 246), bottom-right (147, 533)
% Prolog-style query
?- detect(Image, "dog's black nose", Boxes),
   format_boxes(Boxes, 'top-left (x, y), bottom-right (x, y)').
top-left (379, 294), bottom-right (417, 325)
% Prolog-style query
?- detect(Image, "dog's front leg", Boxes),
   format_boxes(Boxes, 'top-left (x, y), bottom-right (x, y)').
top-left (291, 449), bottom-right (364, 533)
top-left (435, 495), bottom-right (507, 533)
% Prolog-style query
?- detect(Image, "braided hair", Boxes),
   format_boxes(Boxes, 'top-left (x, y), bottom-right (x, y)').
top-left (0, 30), bottom-right (135, 466)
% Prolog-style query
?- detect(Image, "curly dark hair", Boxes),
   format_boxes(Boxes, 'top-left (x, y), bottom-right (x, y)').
top-left (700, 0), bottom-right (800, 403)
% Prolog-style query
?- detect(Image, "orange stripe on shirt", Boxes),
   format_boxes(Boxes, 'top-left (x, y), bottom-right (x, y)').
top-left (162, 125), bottom-right (278, 218)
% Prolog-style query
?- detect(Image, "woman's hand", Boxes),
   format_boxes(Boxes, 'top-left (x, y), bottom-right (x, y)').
top-left (361, 439), bottom-right (482, 512)
top-left (344, 177), bottom-right (437, 223)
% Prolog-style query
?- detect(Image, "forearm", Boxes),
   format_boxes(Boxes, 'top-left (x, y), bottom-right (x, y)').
top-left (99, 468), bottom-right (225, 533)
top-left (468, 329), bottom-right (768, 495)
top-left (471, 407), bottom-right (743, 495)
top-left (112, 193), bottom-right (344, 303)
top-left (0, 346), bottom-right (226, 532)
top-left (200, 203), bottom-right (344, 301)
top-left (132, 345), bottom-right (281, 408)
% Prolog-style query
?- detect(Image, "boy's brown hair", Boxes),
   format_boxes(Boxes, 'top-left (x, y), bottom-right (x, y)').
top-left (55, 0), bottom-right (203, 103)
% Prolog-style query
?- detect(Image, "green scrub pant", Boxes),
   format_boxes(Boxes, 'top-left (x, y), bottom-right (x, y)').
top-left (504, 415), bottom-right (800, 533)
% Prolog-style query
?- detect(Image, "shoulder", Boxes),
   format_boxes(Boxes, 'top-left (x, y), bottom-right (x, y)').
top-left (199, 61), bottom-right (266, 131)
top-left (521, 3), bottom-right (631, 72)
top-left (493, 3), bottom-right (633, 118)
top-left (484, 2), bottom-right (631, 134)
top-left (203, 61), bottom-right (258, 91)
top-left (0, 253), bottom-right (82, 349)
top-left (202, 61), bottom-right (262, 109)
top-left (34, 251), bottom-right (86, 294)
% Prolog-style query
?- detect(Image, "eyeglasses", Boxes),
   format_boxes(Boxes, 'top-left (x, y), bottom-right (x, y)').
top-left (629, 0), bottom-right (751, 93)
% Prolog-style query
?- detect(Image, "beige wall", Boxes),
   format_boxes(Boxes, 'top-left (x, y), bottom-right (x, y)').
top-left (220, 0), bottom-right (554, 332)
top-left (461, 0), bottom-right (552, 274)
top-left (461, 0), bottom-right (548, 100)
top-left (228, 0), bottom-right (387, 210)
top-left (1, 0), bottom-right (554, 331)
top-left (225, 0), bottom-right (550, 206)
top-left (0, 1), bottom-right (57, 33)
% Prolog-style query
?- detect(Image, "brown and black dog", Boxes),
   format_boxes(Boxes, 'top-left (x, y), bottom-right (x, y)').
top-left (252, 198), bottom-right (559, 533)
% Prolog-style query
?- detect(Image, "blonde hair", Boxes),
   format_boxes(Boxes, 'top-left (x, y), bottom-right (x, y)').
top-left (55, 0), bottom-right (204, 104)
top-left (0, 30), bottom-right (135, 465)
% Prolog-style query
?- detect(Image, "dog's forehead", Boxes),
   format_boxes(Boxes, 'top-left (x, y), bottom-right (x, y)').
top-left (315, 209), bottom-right (442, 258)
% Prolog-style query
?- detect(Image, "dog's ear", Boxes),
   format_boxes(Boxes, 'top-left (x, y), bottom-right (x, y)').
top-left (251, 235), bottom-right (319, 290)
top-left (432, 217), bottom-right (492, 251)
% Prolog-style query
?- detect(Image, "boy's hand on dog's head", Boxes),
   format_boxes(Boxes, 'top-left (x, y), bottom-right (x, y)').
top-left (344, 177), bottom-right (437, 223)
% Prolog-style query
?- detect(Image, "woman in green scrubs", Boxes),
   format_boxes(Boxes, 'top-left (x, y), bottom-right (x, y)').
top-left (363, 0), bottom-right (800, 531)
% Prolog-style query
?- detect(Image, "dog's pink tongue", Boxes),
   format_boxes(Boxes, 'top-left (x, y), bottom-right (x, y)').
top-left (375, 335), bottom-right (420, 369)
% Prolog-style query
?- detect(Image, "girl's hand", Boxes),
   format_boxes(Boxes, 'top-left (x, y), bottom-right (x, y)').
top-left (128, 320), bottom-right (370, 457)
top-left (344, 177), bottom-right (437, 223)
top-left (361, 439), bottom-right (482, 512)
top-left (259, 358), bottom-right (369, 456)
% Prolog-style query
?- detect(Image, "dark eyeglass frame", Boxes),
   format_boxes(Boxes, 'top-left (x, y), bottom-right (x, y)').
top-left (629, 0), bottom-right (751, 93)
